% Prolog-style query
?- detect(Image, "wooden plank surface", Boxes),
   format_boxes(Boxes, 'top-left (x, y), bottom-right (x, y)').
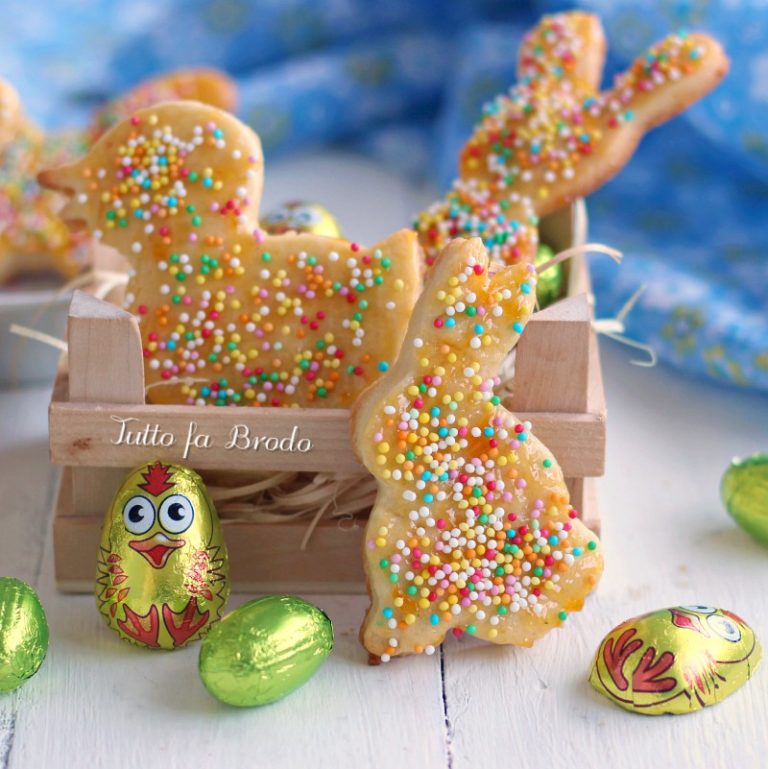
top-left (440, 344), bottom-right (768, 769)
top-left (5, 155), bottom-right (768, 769)
top-left (49, 401), bottom-right (605, 477)
top-left (5, 332), bottom-right (768, 769)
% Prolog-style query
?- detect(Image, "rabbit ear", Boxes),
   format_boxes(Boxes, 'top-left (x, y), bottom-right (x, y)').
top-left (410, 238), bottom-right (537, 369)
top-left (354, 238), bottom-right (537, 466)
top-left (39, 100), bottom-right (263, 267)
top-left (457, 28), bottom-right (727, 224)
top-left (602, 32), bottom-right (728, 133)
top-left (87, 69), bottom-right (237, 142)
top-left (517, 12), bottom-right (606, 91)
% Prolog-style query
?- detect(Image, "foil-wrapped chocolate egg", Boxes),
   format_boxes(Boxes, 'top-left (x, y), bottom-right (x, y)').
top-left (534, 243), bottom-right (564, 308)
top-left (262, 201), bottom-right (342, 238)
top-left (199, 595), bottom-right (334, 707)
top-left (0, 577), bottom-right (49, 692)
top-left (722, 453), bottom-right (768, 545)
top-left (96, 461), bottom-right (229, 650)
top-left (589, 606), bottom-right (761, 715)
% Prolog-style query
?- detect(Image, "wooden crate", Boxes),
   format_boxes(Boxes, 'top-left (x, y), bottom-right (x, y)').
top-left (49, 201), bottom-right (606, 593)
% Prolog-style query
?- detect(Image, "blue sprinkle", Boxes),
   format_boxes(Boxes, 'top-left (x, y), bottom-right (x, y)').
top-left (203, 177), bottom-right (213, 188)
top-left (483, 427), bottom-right (494, 437)
top-left (445, 317), bottom-right (456, 328)
top-left (520, 283), bottom-right (531, 294)
top-left (548, 535), bottom-right (559, 545)
top-left (378, 361), bottom-right (389, 372)
top-left (430, 406), bottom-right (441, 417)
top-left (513, 322), bottom-right (524, 333)
top-left (430, 614), bottom-right (440, 626)
top-left (424, 494), bottom-right (434, 504)
top-left (383, 608), bottom-right (394, 619)
top-left (474, 324), bottom-right (484, 334)
top-left (573, 547), bottom-right (583, 557)
top-left (518, 432), bottom-right (528, 442)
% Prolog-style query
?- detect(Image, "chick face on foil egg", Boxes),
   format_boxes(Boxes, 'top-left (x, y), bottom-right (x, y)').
top-left (590, 605), bottom-right (761, 715)
top-left (96, 461), bottom-right (229, 650)
top-left (261, 201), bottom-right (342, 238)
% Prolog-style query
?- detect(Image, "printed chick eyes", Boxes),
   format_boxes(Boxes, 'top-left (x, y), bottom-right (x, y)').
top-left (122, 495), bottom-right (156, 535)
top-left (295, 207), bottom-right (319, 224)
top-left (266, 209), bottom-right (288, 223)
top-left (707, 613), bottom-right (742, 643)
top-left (158, 494), bottom-right (195, 534)
top-left (680, 605), bottom-right (717, 615)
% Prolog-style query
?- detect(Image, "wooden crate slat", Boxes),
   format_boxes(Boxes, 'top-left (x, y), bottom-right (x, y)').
top-left (510, 293), bottom-right (593, 414)
top-left (49, 400), bottom-right (604, 477)
top-left (50, 202), bottom-right (608, 592)
top-left (65, 290), bottom-right (148, 519)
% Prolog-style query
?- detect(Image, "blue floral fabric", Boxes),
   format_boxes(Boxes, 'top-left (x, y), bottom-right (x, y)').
top-left (0, 0), bottom-right (765, 390)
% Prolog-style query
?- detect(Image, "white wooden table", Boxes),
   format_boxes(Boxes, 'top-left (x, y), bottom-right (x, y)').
top-left (2, 155), bottom-right (767, 769)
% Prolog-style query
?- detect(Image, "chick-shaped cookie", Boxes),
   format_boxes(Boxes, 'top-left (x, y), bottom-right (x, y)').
top-left (0, 70), bottom-right (236, 283)
top-left (96, 461), bottom-right (229, 650)
top-left (40, 101), bottom-right (421, 407)
top-left (415, 12), bottom-right (728, 268)
top-left (352, 238), bottom-right (603, 661)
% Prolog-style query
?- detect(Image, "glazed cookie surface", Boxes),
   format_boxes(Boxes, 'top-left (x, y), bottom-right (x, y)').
top-left (41, 101), bottom-right (422, 408)
top-left (0, 69), bottom-right (237, 282)
top-left (352, 238), bottom-right (603, 661)
top-left (415, 12), bottom-right (728, 269)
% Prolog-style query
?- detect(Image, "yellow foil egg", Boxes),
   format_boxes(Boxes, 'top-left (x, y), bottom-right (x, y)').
top-left (261, 201), bottom-right (342, 237)
top-left (96, 461), bottom-right (230, 650)
top-left (589, 605), bottom-right (761, 715)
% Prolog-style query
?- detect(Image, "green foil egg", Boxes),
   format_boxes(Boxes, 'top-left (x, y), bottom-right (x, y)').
top-left (0, 577), bottom-right (49, 692)
top-left (534, 243), bottom-right (564, 309)
top-left (199, 595), bottom-right (334, 707)
top-left (722, 453), bottom-right (768, 545)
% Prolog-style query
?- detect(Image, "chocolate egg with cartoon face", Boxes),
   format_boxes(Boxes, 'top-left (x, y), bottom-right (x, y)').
top-left (262, 201), bottom-right (342, 237)
top-left (589, 606), bottom-right (761, 715)
top-left (96, 461), bottom-right (229, 650)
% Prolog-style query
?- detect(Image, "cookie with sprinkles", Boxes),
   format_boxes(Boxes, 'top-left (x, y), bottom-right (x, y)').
top-left (352, 237), bottom-right (603, 661)
top-left (87, 68), bottom-right (236, 144)
top-left (0, 70), bottom-right (236, 283)
top-left (0, 80), bottom-right (22, 148)
top-left (415, 12), bottom-right (728, 268)
top-left (40, 101), bottom-right (422, 408)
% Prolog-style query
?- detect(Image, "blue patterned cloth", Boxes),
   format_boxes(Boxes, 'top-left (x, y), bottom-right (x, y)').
top-left (0, 0), bottom-right (765, 390)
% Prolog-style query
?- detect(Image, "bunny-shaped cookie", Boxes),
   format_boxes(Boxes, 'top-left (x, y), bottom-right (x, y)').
top-left (353, 237), bottom-right (602, 661)
top-left (40, 102), bottom-right (422, 408)
top-left (0, 70), bottom-right (236, 283)
top-left (416, 12), bottom-right (728, 268)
